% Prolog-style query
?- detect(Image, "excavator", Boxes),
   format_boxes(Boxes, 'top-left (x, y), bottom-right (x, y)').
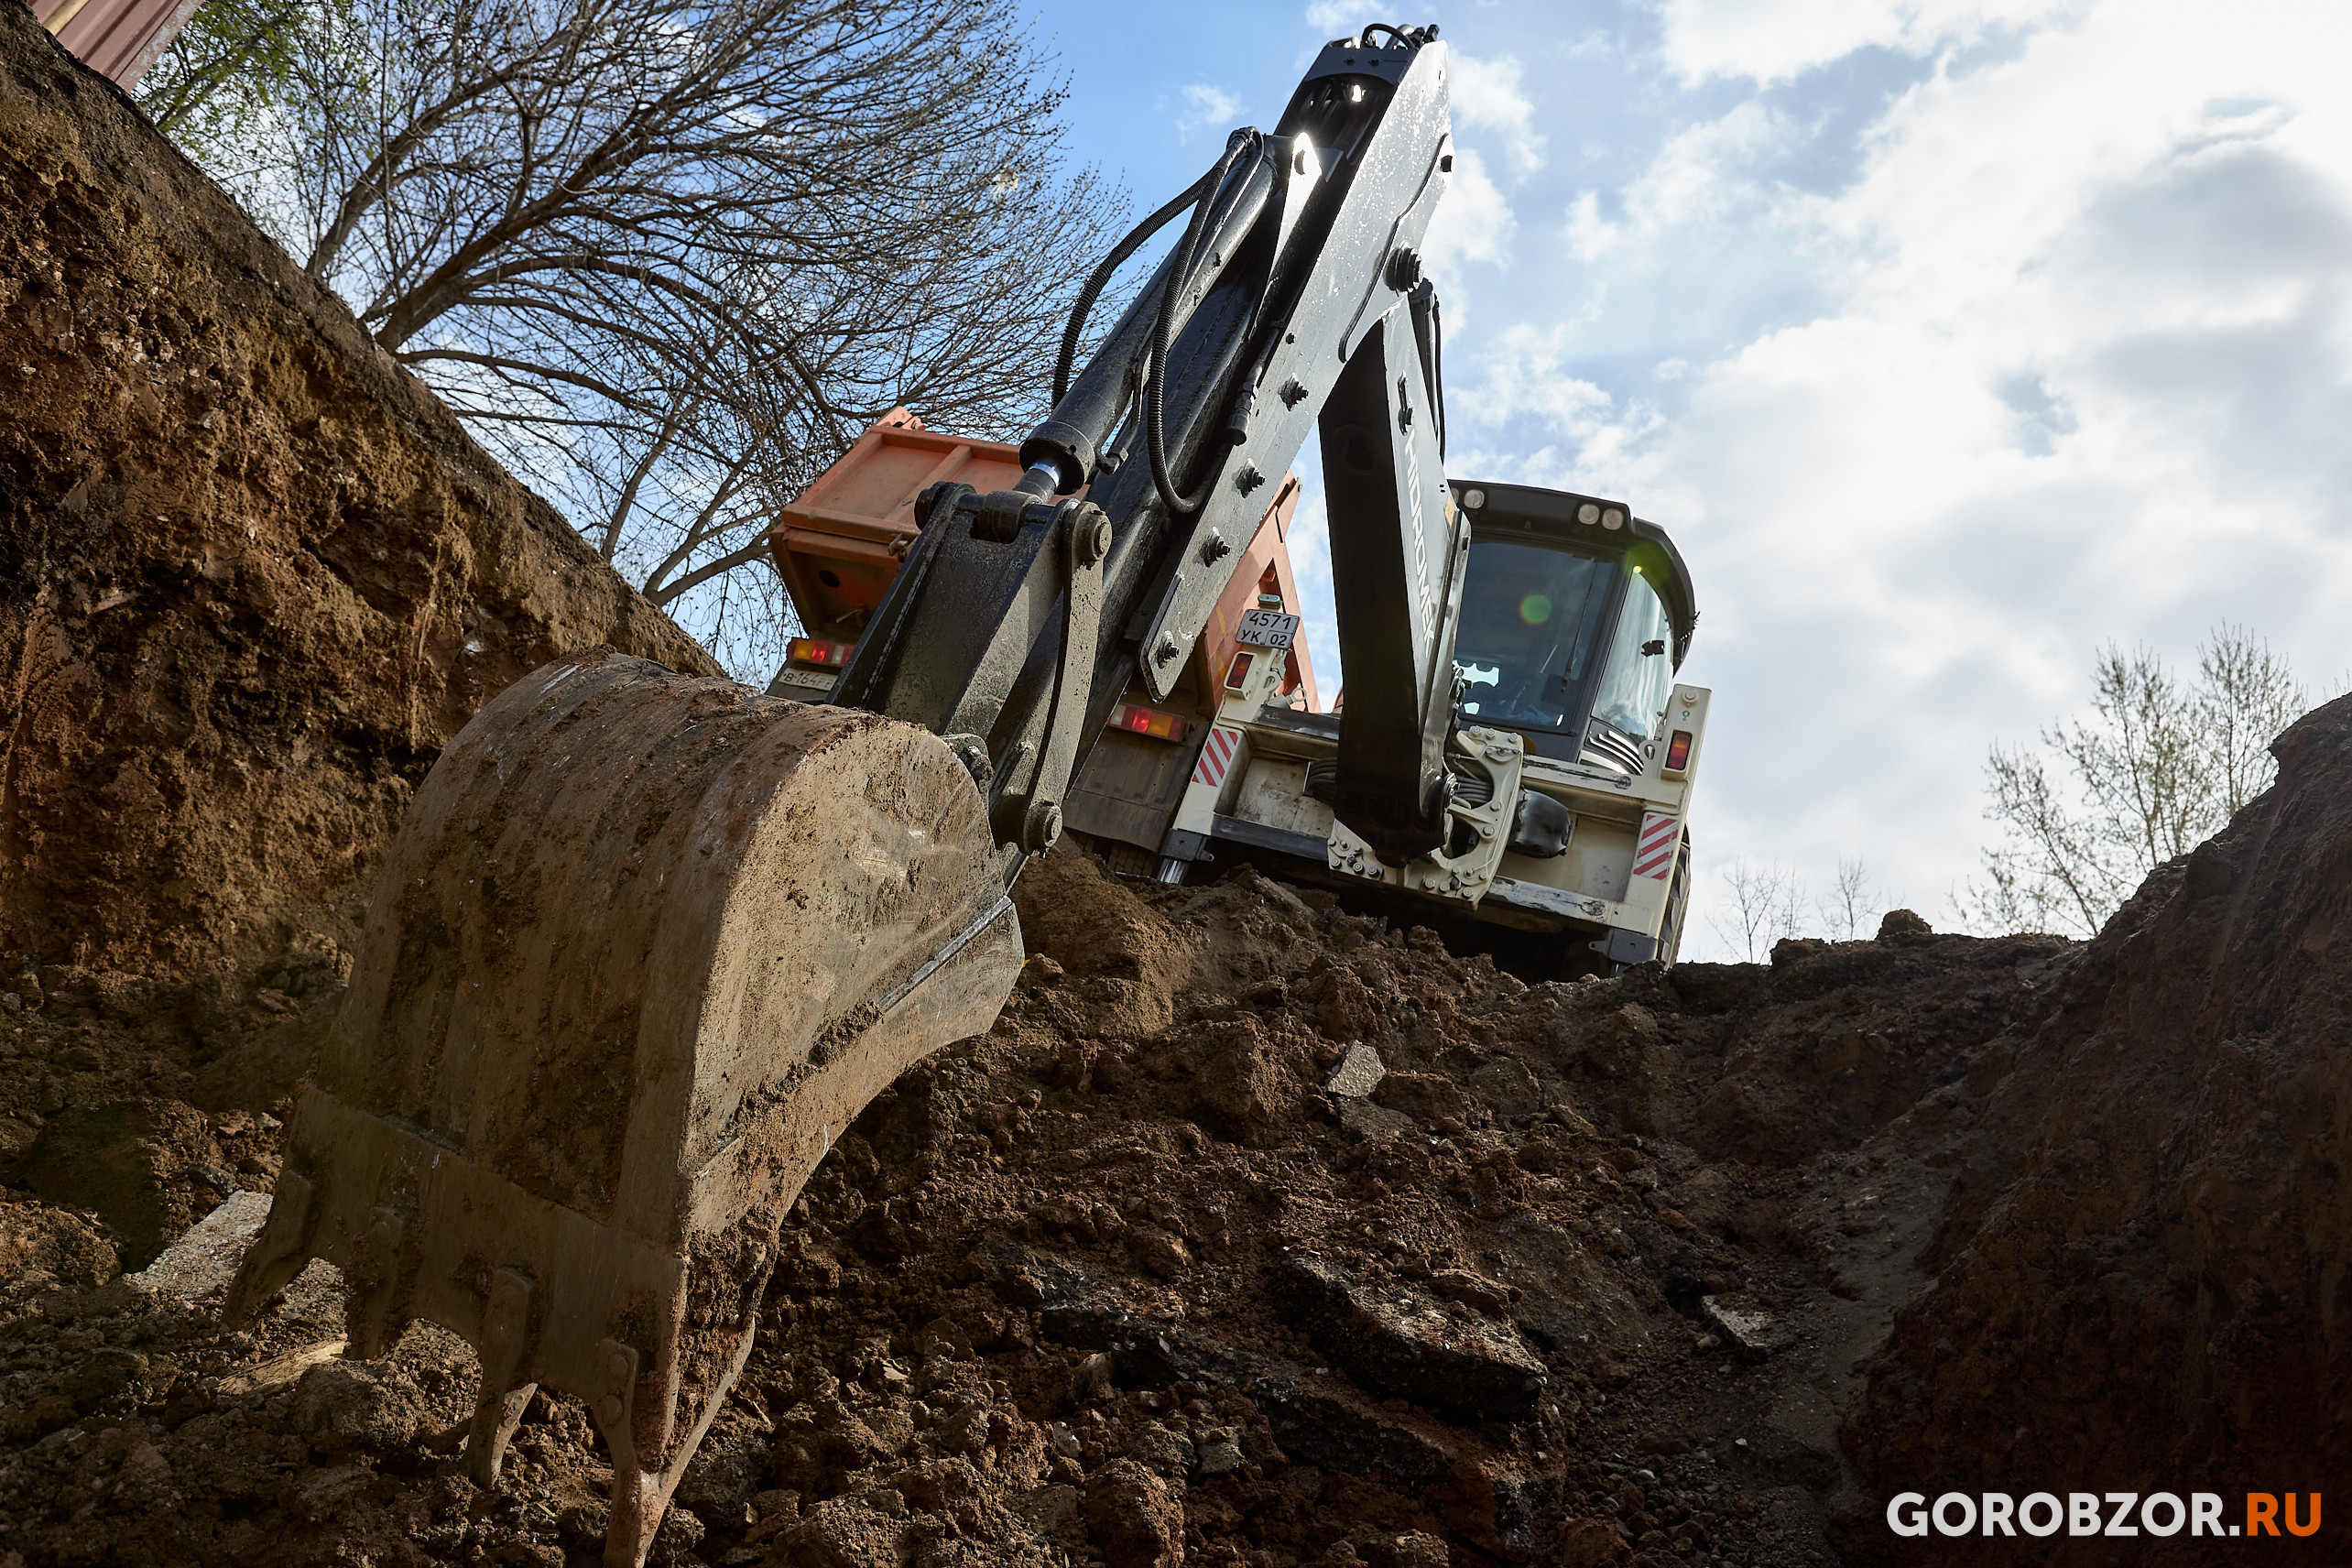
top-left (223, 24), bottom-right (1707, 1564)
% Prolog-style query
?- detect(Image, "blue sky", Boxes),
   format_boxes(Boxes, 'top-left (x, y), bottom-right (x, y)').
top-left (1020, 0), bottom-right (2352, 956)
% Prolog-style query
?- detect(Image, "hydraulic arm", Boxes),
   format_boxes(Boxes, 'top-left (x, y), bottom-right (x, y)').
top-left (833, 21), bottom-right (1464, 869)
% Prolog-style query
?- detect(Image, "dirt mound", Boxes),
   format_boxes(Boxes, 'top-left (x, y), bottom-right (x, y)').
top-left (0, 3), bottom-right (718, 984)
top-left (1846, 693), bottom-right (2352, 1558)
top-left (0, 845), bottom-right (2081, 1566)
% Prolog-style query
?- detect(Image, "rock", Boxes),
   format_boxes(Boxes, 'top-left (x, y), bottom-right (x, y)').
top-left (1876, 908), bottom-right (1933, 938)
top-left (1324, 1041), bottom-right (1386, 1098)
top-left (1375, 1533), bottom-right (1449, 1568)
top-left (1126, 1421), bottom-right (1195, 1479)
top-left (1557, 1517), bottom-right (1626, 1568)
top-left (1129, 1226), bottom-right (1192, 1278)
top-left (289, 1360), bottom-right (424, 1455)
top-left (1192, 1019), bottom-right (1296, 1144)
top-left (1699, 1295), bottom-right (1795, 1362)
top-left (773, 1494), bottom-right (907, 1568)
top-left (1069, 1350), bottom-right (1116, 1404)
top-left (1192, 1431), bottom-right (1246, 1477)
top-left (1277, 1258), bottom-right (1547, 1419)
top-left (1086, 1458), bottom-right (1184, 1568)
top-left (9, 1099), bottom-right (226, 1268)
top-left (0, 1200), bottom-right (118, 1298)
top-left (1427, 1269), bottom-right (1514, 1315)
top-left (1372, 1073), bottom-right (1470, 1127)
top-left (1335, 1097), bottom-right (1416, 1143)
top-left (63, 1347), bottom-right (147, 1412)
top-left (1466, 1055), bottom-right (1542, 1118)
top-left (128, 1189), bottom-right (271, 1300)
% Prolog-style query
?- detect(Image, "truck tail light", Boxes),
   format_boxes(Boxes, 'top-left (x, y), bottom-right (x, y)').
top-left (1664, 729), bottom-right (1693, 771)
top-left (1224, 651), bottom-right (1253, 691)
top-left (1111, 703), bottom-right (1189, 742)
top-left (787, 637), bottom-right (855, 670)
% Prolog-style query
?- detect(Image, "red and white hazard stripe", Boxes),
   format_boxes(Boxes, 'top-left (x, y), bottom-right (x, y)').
top-left (1632, 811), bottom-right (1680, 880)
top-left (1192, 725), bottom-right (1240, 788)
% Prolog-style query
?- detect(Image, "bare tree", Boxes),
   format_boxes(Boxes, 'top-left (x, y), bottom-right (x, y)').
top-left (143, 0), bottom-right (1121, 678)
top-left (1959, 625), bottom-right (2309, 937)
top-left (1816, 855), bottom-right (1876, 941)
top-left (1709, 857), bottom-right (1806, 964)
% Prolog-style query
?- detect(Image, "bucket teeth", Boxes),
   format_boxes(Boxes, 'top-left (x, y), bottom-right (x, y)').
top-left (223, 653), bottom-right (1023, 1566)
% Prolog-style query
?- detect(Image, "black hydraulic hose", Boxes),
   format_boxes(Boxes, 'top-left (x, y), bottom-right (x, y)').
top-left (1146, 128), bottom-right (1260, 517)
top-left (1051, 174), bottom-right (1222, 408)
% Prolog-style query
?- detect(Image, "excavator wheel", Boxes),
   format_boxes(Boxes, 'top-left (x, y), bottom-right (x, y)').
top-left (223, 653), bottom-right (1022, 1566)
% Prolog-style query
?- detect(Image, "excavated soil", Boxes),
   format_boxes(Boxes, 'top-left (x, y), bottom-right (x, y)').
top-left (0, 833), bottom-right (2086, 1568)
top-left (5, 8), bottom-right (2349, 1568)
top-left (0, 3), bottom-right (718, 985)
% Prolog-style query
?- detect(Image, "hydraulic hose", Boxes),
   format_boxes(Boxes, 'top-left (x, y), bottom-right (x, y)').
top-left (1052, 176), bottom-right (1222, 408)
top-left (1146, 128), bottom-right (1262, 517)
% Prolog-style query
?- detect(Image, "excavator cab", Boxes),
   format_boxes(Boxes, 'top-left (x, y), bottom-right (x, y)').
top-left (1450, 488), bottom-right (1695, 776)
top-left (1157, 478), bottom-right (1707, 973)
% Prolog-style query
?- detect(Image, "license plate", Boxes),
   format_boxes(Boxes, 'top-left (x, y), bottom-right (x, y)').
top-left (1236, 610), bottom-right (1299, 648)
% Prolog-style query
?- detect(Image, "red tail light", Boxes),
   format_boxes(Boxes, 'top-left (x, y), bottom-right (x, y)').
top-left (787, 637), bottom-right (855, 669)
top-left (1111, 703), bottom-right (1188, 742)
top-left (1224, 651), bottom-right (1254, 691)
top-left (1664, 729), bottom-right (1693, 771)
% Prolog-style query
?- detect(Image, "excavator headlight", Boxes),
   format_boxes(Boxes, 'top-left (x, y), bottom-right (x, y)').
top-left (787, 637), bottom-right (856, 669)
top-left (1112, 702), bottom-right (1189, 742)
top-left (1577, 503), bottom-right (1599, 525)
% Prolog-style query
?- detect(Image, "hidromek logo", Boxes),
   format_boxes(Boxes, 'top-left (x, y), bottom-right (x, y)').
top-left (1885, 1492), bottom-right (2323, 1540)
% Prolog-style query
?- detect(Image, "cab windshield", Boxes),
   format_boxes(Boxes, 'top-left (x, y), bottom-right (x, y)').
top-left (1452, 539), bottom-right (1616, 737)
top-left (1591, 572), bottom-right (1673, 744)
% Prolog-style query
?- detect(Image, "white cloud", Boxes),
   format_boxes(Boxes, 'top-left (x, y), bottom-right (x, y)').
top-left (1653, 0), bottom-right (2077, 85)
top-left (1567, 99), bottom-right (1808, 260)
top-left (1418, 0), bottom-right (2352, 954)
top-left (1450, 53), bottom-right (1547, 179)
top-left (1301, 1), bottom-right (1356, 36)
top-left (1423, 146), bottom-right (1516, 275)
top-left (1173, 83), bottom-right (1244, 142)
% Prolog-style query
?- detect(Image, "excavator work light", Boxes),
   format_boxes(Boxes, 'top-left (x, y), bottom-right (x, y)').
top-left (1113, 702), bottom-right (1190, 742)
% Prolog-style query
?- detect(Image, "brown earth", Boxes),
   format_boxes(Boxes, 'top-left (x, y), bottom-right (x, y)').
top-left (0, 830), bottom-right (2085, 1568)
top-left (0, 2), bottom-right (719, 985)
top-left (1844, 693), bottom-right (2352, 1561)
top-left (5, 6), bottom-right (2348, 1568)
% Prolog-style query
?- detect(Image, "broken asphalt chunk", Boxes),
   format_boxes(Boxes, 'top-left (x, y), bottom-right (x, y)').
top-left (1324, 1042), bottom-right (1386, 1098)
top-left (1700, 1294), bottom-right (1796, 1362)
top-left (1277, 1257), bottom-right (1547, 1420)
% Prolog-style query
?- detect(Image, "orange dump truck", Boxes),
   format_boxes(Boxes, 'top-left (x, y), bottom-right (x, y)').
top-left (768, 408), bottom-right (1318, 876)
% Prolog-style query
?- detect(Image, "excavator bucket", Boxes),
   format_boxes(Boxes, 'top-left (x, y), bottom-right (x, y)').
top-left (223, 652), bottom-right (1022, 1565)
